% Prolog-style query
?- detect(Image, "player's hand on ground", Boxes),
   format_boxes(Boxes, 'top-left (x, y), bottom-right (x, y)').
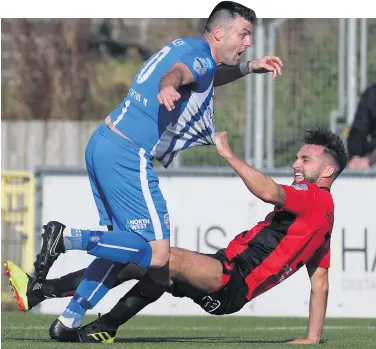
top-left (157, 86), bottom-right (181, 111)
top-left (249, 56), bottom-right (283, 80)
top-left (288, 337), bottom-right (320, 345)
top-left (215, 131), bottom-right (234, 159)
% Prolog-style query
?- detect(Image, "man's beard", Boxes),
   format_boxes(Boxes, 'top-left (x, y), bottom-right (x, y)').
top-left (304, 173), bottom-right (320, 183)
top-left (293, 172), bottom-right (319, 184)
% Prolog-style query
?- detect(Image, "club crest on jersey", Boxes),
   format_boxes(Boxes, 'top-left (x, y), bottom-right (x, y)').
top-left (193, 57), bottom-right (208, 76)
top-left (205, 57), bottom-right (213, 69)
top-left (292, 183), bottom-right (308, 191)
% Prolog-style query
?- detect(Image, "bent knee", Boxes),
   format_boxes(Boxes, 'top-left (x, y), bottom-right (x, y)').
top-left (149, 239), bottom-right (170, 267)
top-left (169, 248), bottom-right (187, 274)
top-left (150, 251), bottom-right (170, 267)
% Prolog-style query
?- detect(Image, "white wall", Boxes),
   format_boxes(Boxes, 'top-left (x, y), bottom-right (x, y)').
top-left (36, 173), bottom-right (376, 318)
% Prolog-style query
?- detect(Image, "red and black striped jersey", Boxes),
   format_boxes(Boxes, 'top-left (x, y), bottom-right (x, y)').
top-left (224, 182), bottom-right (334, 301)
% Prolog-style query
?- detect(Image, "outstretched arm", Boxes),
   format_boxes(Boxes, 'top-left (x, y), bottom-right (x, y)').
top-left (215, 131), bottom-right (285, 206)
top-left (289, 263), bottom-right (329, 345)
top-left (213, 56), bottom-right (283, 87)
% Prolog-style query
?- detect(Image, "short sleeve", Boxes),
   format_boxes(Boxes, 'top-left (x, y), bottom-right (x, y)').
top-left (180, 51), bottom-right (215, 83)
top-left (280, 182), bottom-right (317, 216)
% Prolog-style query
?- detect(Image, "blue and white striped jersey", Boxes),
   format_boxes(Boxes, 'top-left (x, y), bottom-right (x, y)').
top-left (108, 36), bottom-right (217, 168)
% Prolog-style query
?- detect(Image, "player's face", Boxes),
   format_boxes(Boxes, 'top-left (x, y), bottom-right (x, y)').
top-left (293, 144), bottom-right (328, 184)
top-left (221, 17), bottom-right (253, 66)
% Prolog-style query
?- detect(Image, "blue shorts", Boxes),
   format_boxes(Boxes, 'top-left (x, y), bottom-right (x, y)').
top-left (85, 123), bottom-right (170, 242)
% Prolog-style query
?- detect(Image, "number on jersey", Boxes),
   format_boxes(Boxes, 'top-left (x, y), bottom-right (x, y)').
top-left (136, 46), bottom-right (171, 84)
top-left (113, 100), bottom-right (131, 126)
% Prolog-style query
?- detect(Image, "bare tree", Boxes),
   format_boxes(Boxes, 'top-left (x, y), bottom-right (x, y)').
top-left (3, 19), bottom-right (92, 120)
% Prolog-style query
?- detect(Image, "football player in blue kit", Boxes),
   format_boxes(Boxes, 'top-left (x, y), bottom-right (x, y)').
top-left (33, 1), bottom-right (283, 341)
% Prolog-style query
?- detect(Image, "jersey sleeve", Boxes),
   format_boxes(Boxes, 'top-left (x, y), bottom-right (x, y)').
top-left (309, 239), bottom-right (331, 269)
top-left (280, 183), bottom-right (317, 216)
top-left (180, 50), bottom-right (215, 83)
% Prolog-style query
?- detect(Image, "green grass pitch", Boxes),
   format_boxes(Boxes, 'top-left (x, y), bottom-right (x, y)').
top-left (2, 312), bottom-right (376, 348)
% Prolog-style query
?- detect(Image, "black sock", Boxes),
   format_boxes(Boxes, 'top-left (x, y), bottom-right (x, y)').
top-left (99, 281), bottom-right (164, 329)
top-left (40, 260), bottom-right (146, 299)
top-left (42, 269), bottom-right (86, 297)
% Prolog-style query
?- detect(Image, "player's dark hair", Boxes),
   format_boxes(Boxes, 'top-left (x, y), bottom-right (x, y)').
top-left (205, 1), bottom-right (257, 32)
top-left (302, 128), bottom-right (348, 179)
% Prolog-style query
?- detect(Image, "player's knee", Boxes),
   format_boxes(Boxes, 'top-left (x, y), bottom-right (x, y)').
top-left (149, 239), bottom-right (170, 268)
top-left (150, 251), bottom-right (169, 268)
top-left (169, 248), bottom-right (184, 275)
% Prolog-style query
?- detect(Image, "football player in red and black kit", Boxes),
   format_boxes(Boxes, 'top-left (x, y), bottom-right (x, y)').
top-left (5, 128), bottom-right (347, 344)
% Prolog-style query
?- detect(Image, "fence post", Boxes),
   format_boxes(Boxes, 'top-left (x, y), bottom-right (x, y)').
top-left (244, 48), bottom-right (254, 164)
top-left (347, 18), bottom-right (357, 127)
top-left (254, 18), bottom-right (266, 169)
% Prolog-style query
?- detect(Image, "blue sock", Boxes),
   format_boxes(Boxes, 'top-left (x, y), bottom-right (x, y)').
top-left (60, 258), bottom-right (124, 327)
top-left (59, 230), bottom-right (152, 326)
top-left (63, 228), bottom-right (83, 250)
top-left (81, 258), bottom-right (124, 306)
top-left (63, 229), bottom-right (100, 251)
top-left (59, 298), bottom-right (86, 328)
top-left (68, 229), bottom-right (152, 268)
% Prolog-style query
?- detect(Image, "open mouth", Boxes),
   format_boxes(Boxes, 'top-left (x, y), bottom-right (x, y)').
top-left (294, 173), bottom-right (304, 181)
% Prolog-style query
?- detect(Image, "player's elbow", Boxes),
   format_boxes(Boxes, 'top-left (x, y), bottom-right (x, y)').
top-left (260, 191), bottom-right (277, 205)
top-left (167, 63), bottom-right (194, 86)
top-left (259, 184), bottom-right (283, 206)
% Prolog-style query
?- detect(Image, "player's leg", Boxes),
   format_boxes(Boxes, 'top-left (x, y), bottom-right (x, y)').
top-left (89, 159), bottom-right (173, 339)
top-left (76, 275), bottom-right (164, 343)
top-left (76, 248), bottom-right (224, 343)
top-left (169, 247), bottom-right (224, 291)
top-left (80, 147), bottom-right (173, 341)
top-left (42, 132), bottom-right (139, 340)
top-left (4, 260), bottom-right (147, 312)
top-left (34, 129), bottom-right (114, 281)
top-left (5, 260), bottom-right (86, 311)
top-left (49, 132), bottom-right (169, 341)
top-left (39, 140), bottom-right (129, 340)
top-left (83, 136), bottom-right (172, 300)
top-left (37, 224), bottom-right (154, 340)
top-left (35, 131), bottom-right (164, 275)
top-left (104, 247), bottom-right (224, 325)
top-left (64, 139), bottom-right (170, 311)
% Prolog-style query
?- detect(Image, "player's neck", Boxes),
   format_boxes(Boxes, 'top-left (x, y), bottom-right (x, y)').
top-left (316, 178), bottom-right (332, 189)
top-left (202, 32), bottom-right (221, 64)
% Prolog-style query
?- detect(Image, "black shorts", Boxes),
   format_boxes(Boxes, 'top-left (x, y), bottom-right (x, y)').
top-left (171, 249), bottom-right (249, 315)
